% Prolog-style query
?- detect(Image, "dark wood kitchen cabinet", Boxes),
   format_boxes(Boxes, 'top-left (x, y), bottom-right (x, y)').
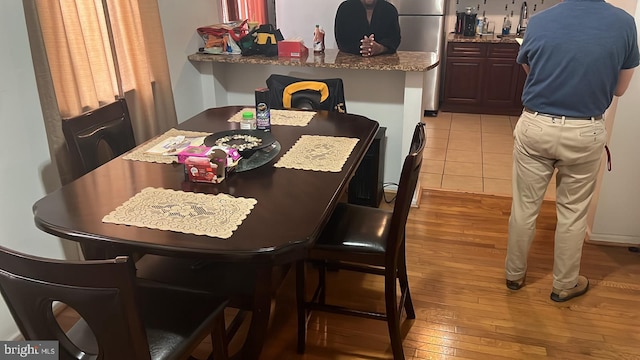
top-left (442, 42), bottom-right (526, 116)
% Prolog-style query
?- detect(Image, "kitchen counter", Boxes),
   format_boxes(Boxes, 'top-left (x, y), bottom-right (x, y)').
top-left (188, 48), bottom-right (438, 72)
top-left (447, 33), bottom-right (521, 44)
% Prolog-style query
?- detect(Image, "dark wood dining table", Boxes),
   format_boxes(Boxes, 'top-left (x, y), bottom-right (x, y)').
top-left (32, 106), bottom-right (379, 359)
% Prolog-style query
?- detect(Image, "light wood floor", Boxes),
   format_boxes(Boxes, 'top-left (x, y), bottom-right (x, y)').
top-left (56, 190), bottom-right (640, 359)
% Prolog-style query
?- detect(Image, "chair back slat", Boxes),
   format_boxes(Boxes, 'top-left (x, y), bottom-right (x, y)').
top-left (62, 98), bottom-right (136, 180)
top-left (386, 123), bottom-right (426, 266)
top-left (0, 246), bottom-right (151, 360)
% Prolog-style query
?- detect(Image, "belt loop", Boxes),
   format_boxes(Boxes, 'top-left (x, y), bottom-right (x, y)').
top-left (591, 117), bottom-right (595, 123)
top-left (561, 116), bottom-right (566, 125)
top-left (534, 111), bottom-right (539, 116)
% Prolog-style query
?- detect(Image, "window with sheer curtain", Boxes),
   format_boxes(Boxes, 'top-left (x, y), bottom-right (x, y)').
top-left (35, 0), bottom-right (126, 117)
top-left (24, 0), bottom-right (177, 185)
top-left (221, 0), bottom-right (268, 23)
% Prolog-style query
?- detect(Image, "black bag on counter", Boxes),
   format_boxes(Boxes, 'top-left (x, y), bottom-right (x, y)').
top-left (239, 24), bottom-right (283, 57)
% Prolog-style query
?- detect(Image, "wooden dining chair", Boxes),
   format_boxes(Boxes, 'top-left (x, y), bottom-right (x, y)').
top-left (0, 245), bottom-right (229, 360)
top-left (60, 97), bottom-right (140, 260)
top-left (62, 97), bottom-right (136, 180)
top-left (295, 122), bottom-right (426, 360)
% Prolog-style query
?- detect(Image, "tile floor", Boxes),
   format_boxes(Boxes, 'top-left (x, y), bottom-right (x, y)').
top-left (419, 112), bottom-right (556, 201)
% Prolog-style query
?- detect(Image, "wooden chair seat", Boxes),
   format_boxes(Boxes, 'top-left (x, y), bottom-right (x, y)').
top-left (311, 203), bottom-right (391, 261)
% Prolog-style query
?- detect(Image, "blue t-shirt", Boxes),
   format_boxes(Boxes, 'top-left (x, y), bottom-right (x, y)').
top-left (517, 0), bottom-right (639, 117)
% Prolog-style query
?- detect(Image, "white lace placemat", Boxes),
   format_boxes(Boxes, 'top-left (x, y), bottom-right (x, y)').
top-left (102, 187), bottom-right (257, 239)
top-left (274, 135), bottom-right (359, 172)
top-left (122, 128), bottom-right (211, 164)
top-left (228, 107), bottom-right (316, 127)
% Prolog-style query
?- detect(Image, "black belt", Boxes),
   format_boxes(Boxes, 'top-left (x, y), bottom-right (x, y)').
top-left (523, 107), bottom-right (603, 120)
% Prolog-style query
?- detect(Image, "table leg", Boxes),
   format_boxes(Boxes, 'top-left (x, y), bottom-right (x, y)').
top-left (232, 264), bottom-right (273, 360)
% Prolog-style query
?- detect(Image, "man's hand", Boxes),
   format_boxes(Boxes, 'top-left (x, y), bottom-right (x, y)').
top-left (360, 34), bottom-right (387, 57)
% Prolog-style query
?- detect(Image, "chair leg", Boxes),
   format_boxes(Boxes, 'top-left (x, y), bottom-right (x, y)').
top-left (296, 261), bottom-right (307, 354)
top-left (318, 261), bottom-right (327, 304)
top-left (398, 241), bottom-right (415, 319)
top-left (385, 272), bottom-right (405, 360)
top-left (210, 311), bottom-right (229, 360)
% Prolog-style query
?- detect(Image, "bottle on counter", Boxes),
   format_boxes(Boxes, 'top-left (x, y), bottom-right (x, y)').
top-left (502, 16), bottom-right (512, 36)
top-left (482, 17), bottom-right (489, 34)
top-left (240, 111), bottom-right (256, 130)
top-left (313, 25), bottom-right (325, 54)
top-left (476, 17), bottom-right (484, 35)
top-left (255, 88), bottom-right (271, 131)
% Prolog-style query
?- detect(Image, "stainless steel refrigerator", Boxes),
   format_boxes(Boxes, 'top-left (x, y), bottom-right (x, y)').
top-left (387, 0), bottom-right (446, 116)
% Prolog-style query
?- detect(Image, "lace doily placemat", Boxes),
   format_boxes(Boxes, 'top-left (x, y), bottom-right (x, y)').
top-left (274, 135), bottom-right (359, 172)
top-left (228, 107), bottom-right (316, 127)
top-left (122, 129), bottom-right (211, 164)
top-left (102, 187), bottom-right (257, 239)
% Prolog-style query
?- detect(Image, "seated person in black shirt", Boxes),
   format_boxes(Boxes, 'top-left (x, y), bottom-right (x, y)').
top-left (334, 0), bottom-right (401, 57)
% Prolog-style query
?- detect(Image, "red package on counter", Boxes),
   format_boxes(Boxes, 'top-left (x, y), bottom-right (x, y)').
top-left (277, 40), bottom-right (309, 58)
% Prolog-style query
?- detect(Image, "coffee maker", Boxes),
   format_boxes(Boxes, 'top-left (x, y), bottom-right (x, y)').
top-left (455, 7), bottom-right (477, 37)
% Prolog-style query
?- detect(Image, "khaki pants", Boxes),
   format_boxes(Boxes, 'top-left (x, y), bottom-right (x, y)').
top-left (505, 111), bottom-right (606, 290)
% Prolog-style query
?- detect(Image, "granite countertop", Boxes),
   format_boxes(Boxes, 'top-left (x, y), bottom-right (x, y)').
top-left (188, 48), bottom-right (439, 72)
top-left (447, 33), bottom-right (521, 44)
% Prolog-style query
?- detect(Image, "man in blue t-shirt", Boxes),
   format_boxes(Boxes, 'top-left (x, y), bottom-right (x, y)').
top-left (505, 0), bottom-right (639, 302)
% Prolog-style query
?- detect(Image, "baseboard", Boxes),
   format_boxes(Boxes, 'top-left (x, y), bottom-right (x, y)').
top-left (411, 183), bottom-right (422, 208)
top-left (381, 185), bottom-right (421, 208)
top-left (9, 330), bottom-right (22, 341)
top-left (586, 239), bottom-right (640, 247)
top-left (586, 229), bottom-right (640, 246)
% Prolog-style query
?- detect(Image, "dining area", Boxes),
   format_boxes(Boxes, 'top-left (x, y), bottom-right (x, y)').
top-left (5, 104), bottom-right (640, 360)
top-left (6, 0), bottom-right (640, 358)
top-left (3, 104), bottom-right (427, 360)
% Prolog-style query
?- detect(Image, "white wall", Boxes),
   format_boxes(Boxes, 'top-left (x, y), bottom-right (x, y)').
top-left (157, 0), bottom-right (220, 122)
top-left (588, 0), bottom-right (640, 244)
top-left (0, 1), bottom-right (69, 340)
top-left (275, 0), bottom-right (342, 50)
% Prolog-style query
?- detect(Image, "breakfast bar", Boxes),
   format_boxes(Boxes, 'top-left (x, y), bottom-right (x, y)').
top-left (188, 49), bottom-right (438, 185)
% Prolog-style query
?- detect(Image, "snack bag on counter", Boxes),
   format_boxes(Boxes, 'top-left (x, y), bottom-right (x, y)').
top-left (197, 20), bottom-right (247, 54)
